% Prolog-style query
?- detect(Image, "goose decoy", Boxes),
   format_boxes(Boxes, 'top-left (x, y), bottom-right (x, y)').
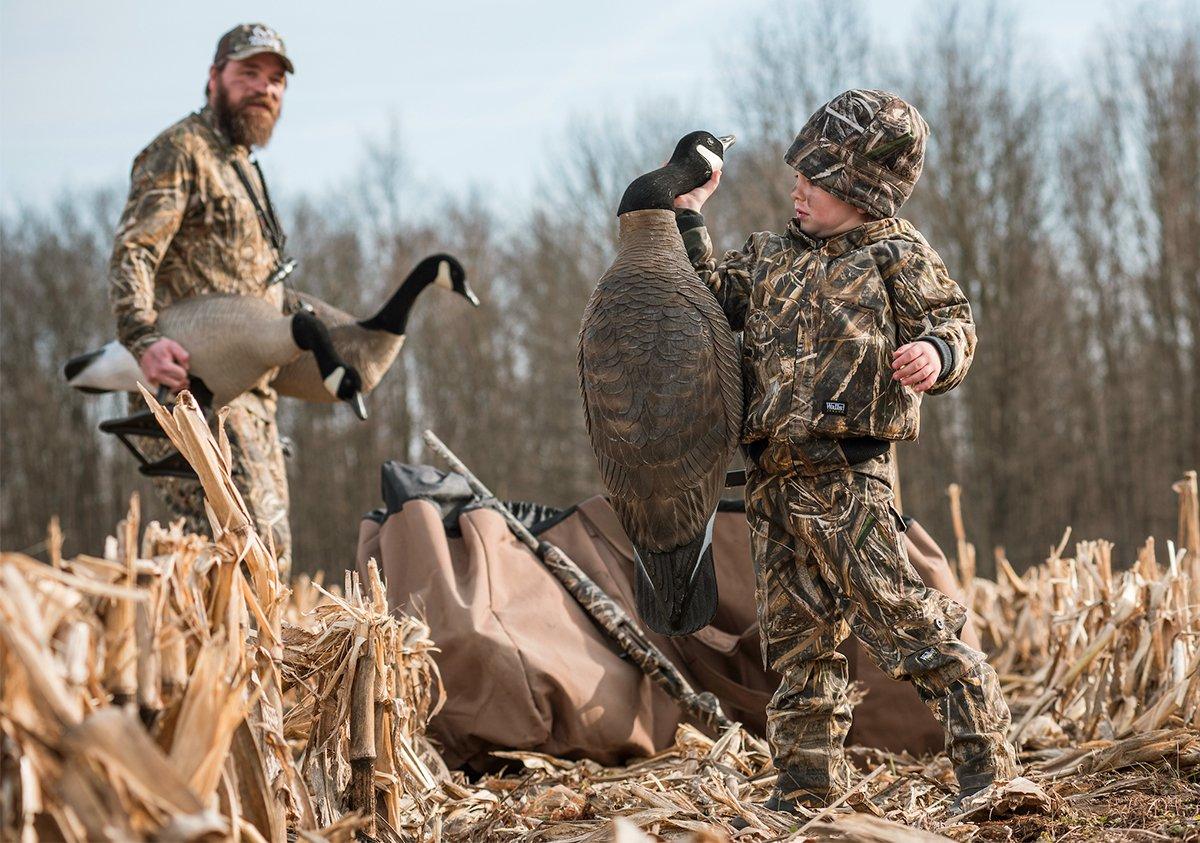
top-left (578, 131), bottom-right (741, 637)
top-left (65, 300), bottom-right (365, 414)
top-left (269, 254), bottom-right (477, 403)
top-left (65, 301), bottom-right (365, 478)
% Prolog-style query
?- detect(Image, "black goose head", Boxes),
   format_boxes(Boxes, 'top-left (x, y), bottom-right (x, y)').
top-left (617, 131), bottom-right (736, 216)
top-left (291, 308), bottom-right (368, 419)
top-left (358, 253), bottom-right (477, 335)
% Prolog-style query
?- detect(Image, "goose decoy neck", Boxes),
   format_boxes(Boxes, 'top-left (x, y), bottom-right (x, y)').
top-left (617, 166), bottom-right (696, 216)
top-left (359, 280), bottom-right (421, 336)
top-left (616, 131), bottom-right (735, 217)
top-left (358, 254), bottom-right (467, 335)
top-left (616, 208), bottom-right (686, 249)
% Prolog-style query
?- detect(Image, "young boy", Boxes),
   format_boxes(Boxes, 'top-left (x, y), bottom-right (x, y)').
top-left (673, 89), bottom-right (1019, 813)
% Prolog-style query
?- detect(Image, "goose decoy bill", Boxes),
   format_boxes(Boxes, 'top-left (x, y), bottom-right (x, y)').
top-left (579, 131), bottom-right (743, 637)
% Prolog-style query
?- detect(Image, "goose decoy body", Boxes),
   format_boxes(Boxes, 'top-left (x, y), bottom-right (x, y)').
top-left (578, 131), bottom-right (741, 636)
top-left (65, 299), bottom-right (365, 479)
top-left (65, 299), bottom-right (365, 415)
top-left (270, 254), bottom-right (477, 402)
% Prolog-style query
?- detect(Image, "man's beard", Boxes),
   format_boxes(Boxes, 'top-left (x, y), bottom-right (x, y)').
top-left (213, 80), bottom-right (280, 149)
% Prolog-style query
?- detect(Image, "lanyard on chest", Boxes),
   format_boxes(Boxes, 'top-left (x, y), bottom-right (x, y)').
top-left (231, 157), bottom-right (297, 288)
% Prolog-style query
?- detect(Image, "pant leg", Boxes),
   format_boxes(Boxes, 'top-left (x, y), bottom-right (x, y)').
top-left (224, 401), bottom-right (292, 579)
top-left (142, 436), bottom-right (210, 535)
top-left (746, 469), bottom-right (854, 804)
top-left (129, 395), bottom-right (291, 578)
top-left (788, 467), bottom-right (1019, 791)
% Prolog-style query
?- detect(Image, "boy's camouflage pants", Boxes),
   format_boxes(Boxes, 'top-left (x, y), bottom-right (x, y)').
top-left (137, 397), bottom-right (292, 578)
top-left (745, 459), bottom-right (1018, 803)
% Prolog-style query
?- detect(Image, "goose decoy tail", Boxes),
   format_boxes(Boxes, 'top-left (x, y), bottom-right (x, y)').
top-left (632, 515), bottom-right (720, 636)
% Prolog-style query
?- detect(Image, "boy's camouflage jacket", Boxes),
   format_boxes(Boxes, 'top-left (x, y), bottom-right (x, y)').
top-left (678, 213), bottom-right (975, 474)
top-left (108, 106), bottom-right (284, 362)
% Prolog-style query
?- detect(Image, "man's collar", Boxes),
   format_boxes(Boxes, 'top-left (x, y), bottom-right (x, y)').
top-left (197, 105), bottom-right (244, 154)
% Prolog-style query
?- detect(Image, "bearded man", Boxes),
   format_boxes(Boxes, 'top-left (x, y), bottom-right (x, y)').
top-left (109, 24), bottom-right (298, 575)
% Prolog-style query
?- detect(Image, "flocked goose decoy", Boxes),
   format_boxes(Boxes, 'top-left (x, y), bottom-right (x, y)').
top-left (578, 131), bottom-right (742, 636)
top-left (65, 299), bottom-right (365, 414)
top-left (66, 253), bottom-right (475, 478)
top-left (270, 254), bottom-right (477, 402)
top-left (65, 301), bottom-right (365, 477)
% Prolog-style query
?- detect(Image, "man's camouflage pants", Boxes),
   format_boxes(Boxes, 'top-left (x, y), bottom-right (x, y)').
top-left (745, 458), bottom-right (1018, 804)
top-left (137, 397), bottom-right (292, 577)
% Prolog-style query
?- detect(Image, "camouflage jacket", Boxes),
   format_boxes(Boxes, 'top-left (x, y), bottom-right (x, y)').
top-left (679, 213), bottom-right (975, 474)
top-left (108, 107), bottom-right (285, 376)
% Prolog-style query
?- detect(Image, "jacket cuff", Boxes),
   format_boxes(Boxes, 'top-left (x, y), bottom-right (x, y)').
top-left (674, 207), bottom-right (705, 234)
top-left (675, 210), bottom-right (712, 266)
top-left (125, 326), bottom-right (165, 361)
top-left (917, 335), bottom-right (954, 382)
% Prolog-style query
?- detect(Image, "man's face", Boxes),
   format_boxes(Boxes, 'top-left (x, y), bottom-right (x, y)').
top-left (208, 53), bottom-right (287, 148)
top-left (791, 172), bottom-right (869, 239)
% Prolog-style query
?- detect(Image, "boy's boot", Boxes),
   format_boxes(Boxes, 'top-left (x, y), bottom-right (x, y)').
top-left (922, 662), bottom-right (1020, 813)
top-left (731, 766), bottom-right (846, 829)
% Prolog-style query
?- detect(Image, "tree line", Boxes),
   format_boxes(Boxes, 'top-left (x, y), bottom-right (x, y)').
top-left (2, 1), bottom-right (1196, 576)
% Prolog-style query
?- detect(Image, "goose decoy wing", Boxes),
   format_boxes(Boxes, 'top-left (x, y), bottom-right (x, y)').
top-left (291, 292), bottom-right (356, 328)
top-left (580, 272), bottom-right (742, 551)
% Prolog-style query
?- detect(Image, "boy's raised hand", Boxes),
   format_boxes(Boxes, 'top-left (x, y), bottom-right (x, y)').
top-left (673, 169), bottom-right (721, 212)
top-left (891, 341), bottom-right (941, 393)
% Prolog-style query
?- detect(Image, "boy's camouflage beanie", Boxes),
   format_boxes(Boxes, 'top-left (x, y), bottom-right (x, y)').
top-left (785, 89), bottom-right (929, 219)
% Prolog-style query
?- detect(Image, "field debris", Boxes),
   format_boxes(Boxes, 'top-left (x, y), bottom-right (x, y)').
top-left (1, 393), bottom-right (1197, 841)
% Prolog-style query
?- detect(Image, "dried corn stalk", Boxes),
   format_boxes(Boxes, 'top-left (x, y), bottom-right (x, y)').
top-left (2, 388), bottom-right (1196, 842)
top-left (1, 390), bottom-right (444, 842)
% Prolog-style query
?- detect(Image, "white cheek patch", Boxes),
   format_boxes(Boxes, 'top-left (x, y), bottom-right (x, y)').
top-left (323, 367), bottom-right (345, 397)
top-left (696, 145), bottom-right (723, 174)
top-left (434, 260), bottom-right (452, 290)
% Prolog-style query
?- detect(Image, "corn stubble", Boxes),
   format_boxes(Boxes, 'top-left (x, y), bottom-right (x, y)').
top-left (0, 392), bottom-right (1196, 841)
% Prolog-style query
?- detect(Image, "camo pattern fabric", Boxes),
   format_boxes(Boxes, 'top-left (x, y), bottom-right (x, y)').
top-left (135, 395), bottom-right (292, 577)
top-left (110, 106), bottom-right (291, 573)
top-left (109, 106), bottom-right (283, 360)
top-left (680, 215), bottom-right (974, 476)
top-left (784, 89), bottom-right (930, 220)
top-left (744, 457), bottom-right (1018, 804)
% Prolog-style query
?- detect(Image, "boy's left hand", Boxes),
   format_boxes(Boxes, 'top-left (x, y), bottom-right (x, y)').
top-left (892, 341), bottom-right (941, 393)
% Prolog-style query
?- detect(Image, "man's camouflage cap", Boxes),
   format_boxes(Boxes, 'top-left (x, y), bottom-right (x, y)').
top-left (785, 89), bottom-right (928, 219)
top-left (214, 23), bottom-right (294, 74)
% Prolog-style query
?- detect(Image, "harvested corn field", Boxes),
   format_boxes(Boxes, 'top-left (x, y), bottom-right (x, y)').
top-left (2, 394), bottom-right (1198, 842)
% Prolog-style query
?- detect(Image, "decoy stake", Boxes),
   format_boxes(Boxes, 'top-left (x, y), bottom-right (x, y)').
top-left (421, 429), bottom-right (738, 734)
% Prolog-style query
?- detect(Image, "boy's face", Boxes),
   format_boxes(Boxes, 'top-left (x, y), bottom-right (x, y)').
top-left (791, 172), bottom-right (871, 239)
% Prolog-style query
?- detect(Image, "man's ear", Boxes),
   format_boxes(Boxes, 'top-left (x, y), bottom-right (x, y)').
top-left (206, 64), bottom-right (219, 101)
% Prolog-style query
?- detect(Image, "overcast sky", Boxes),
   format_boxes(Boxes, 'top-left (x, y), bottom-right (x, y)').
top-left (2, 0), bottom-right (1114, 216)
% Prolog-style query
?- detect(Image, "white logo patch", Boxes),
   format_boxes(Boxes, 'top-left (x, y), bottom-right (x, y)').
top-left (248, 25), bottom-right (282, 50)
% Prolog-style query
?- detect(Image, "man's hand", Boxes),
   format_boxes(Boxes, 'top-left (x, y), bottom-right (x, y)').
top-left (139, 338), bottom-right (191, 391)
top-left (673, 168), bottom-right (721, 213)
top-left (891, 341), bottom-right (941, 393)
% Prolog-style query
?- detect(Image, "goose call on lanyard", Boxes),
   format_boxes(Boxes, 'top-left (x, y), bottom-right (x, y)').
top-left (232, 157), bottom-right (297, 288)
